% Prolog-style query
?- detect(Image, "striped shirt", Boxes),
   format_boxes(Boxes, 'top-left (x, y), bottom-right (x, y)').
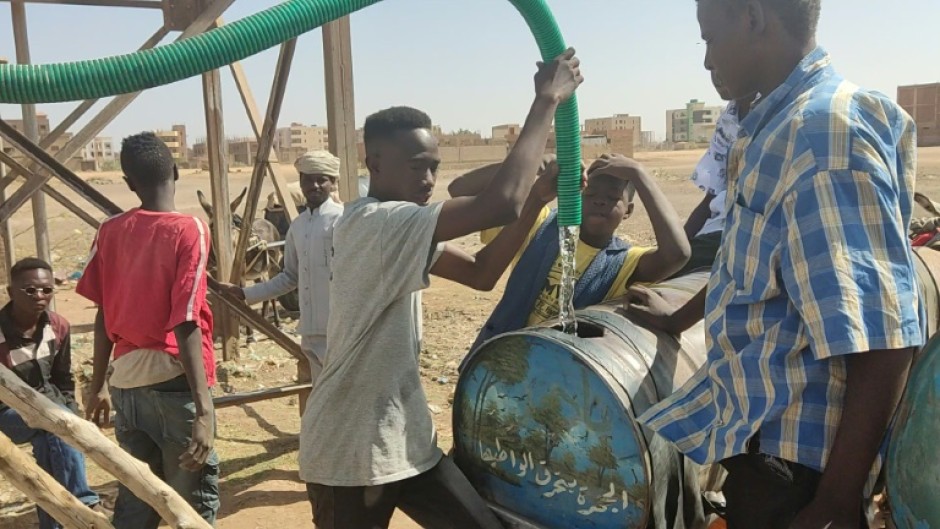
top-left (639, 47), bottom-right (923, 485)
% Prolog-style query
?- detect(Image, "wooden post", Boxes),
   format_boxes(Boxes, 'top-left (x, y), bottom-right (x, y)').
top-left (230, 39), bottom-right (296, 283)
top-left (0, 106), bottom-right (13, 284)
top-left (202, 68), bottom-right (238, 361)
top-left (0, 430), bottom-right (116, 529)
top-left (10, 0), bottom-right (51, 272)
top-left (323, 16), bottom-right (360, 202)
top-left (228, 59), bottom-right (293, 224)
top-left (0, 119), bottom-right (123, 224)
top-left (223, 17), bottom-right (293, 223)
top-left (0, 365), bottom-right (213, 529)
top-left (0, 151), bottom-right (102, 228)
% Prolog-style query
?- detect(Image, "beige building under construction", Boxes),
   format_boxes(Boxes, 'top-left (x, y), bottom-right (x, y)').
top-left (898, 83), bottom-right (940, 147)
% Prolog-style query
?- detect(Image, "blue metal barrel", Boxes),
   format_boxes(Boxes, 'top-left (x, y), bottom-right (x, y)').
top-left (453, 273), bottom-right (710, 529)
top-left (885, 247), bottom-right (940, 529)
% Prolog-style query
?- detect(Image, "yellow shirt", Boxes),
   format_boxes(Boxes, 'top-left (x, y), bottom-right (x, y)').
top-left (481, 207), bottom-right (650, 326)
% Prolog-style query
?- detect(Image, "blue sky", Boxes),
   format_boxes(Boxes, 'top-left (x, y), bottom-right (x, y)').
top-left (1, 0), bottom-right (938, 145)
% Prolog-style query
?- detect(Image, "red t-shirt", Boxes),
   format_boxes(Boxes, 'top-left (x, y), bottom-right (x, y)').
top-left (76, 208), bottom-right (216, 386)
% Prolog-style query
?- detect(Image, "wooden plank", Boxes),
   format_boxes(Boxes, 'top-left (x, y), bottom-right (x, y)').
top-left (231, 39), bottom-right (296, 283)
top-left (0, 119), bottom-right (122, 223)
top-left (0, 0), bottom-right (162, 7)
top-left (208, 289), bottom-right (303, 361)
top-left (0, 0), bottom-right (235, 194)
top-left (0, 150), bottom-right (101, 228)
top-left (323, 16), bottom-right (359, 202)
top-left (202, 68), bottom-right (238, 361)
top-left (11, 0), bottom-right (51, 266)
top-left (0, 431), bottom-right (116, 529)
top-left (213, 383), bottom-right (311, 409)
top-left (0, 365), bottom-right (214, 529)
top-left (224, 20), bottom-right (293, 222)
top-left (0, 128), bottom-right (13, 280)
top-left (41, 185), bottom-right (102, 228)
top-left (0, 63), bottom-right (12, 278)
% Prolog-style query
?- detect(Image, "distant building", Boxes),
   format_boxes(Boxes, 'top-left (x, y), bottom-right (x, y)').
top-left (2, 113), bottom-right (83, 170)
top-left (435, 129), bottom-right (487, 147)
top-left (898, 82), bottom-right (940, 147)
top-left (666, 99), bottom-right (724, 144)
top-left (275, 123), bottom-right (329, 163)
top-left (491, 124), bottom-right (521, 144)
top-left (172, 124), bottom-right (188, 158)
top-left (583, 114), bottom-right (642, 147)
top-left (228, 137), bottom-right (259, 166)
top-left (82, 137), bottom-right (115, 165)
top-left (155, 126), bottom-right (188, 163)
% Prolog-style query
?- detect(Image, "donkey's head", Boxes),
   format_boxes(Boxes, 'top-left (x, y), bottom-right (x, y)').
top-left (196, 188), bottom-right (282, 282)
top-left (197, 187), bottom-right (248, 229)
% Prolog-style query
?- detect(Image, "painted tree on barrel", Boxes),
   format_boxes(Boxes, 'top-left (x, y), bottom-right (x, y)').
top-left (588, 435), bottom-right (618, 487)
top-left (530, 386), bottom-right (572, 465)
top-left (471, 337), bottom-right (530, 445)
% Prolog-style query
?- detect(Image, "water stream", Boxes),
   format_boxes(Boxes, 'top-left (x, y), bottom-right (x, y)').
top-left (558, 224), bottom-right (579, 334)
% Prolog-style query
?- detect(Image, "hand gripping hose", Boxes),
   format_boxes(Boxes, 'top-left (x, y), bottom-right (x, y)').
top-left (0, 0), bottom-right (582, 225)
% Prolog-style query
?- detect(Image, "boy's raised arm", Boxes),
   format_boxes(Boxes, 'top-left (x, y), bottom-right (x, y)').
top-left (589, 155), bottom-right (690, 283)
top-left (433, 48), bottom-right (582, 244)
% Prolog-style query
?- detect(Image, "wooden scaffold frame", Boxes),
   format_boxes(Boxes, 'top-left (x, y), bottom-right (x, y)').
top-left (0, 0), bottom-right (361, 408)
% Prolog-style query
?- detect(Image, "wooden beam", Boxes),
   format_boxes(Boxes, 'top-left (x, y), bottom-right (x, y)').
top-left (41, 184), bottom-right (102, 228)
top-left (0, 130), bottom-right (13, 281)
top-left (323, 16), bottom-right (359, 202)
top-left (0, 151), bottom-right (101, 228)
top-left (0, 430), bottom-right (116, 529)
top-left (0, 0), bottom-right (235, 196)
top-left (231, 39), bottom-right (297, 283)
top-left (208, 289), bottom-right (303, 361)
top-left (213, 383), bottom-right (311, 409)
top-left (0, 431), bottom-right (114, 529)
top-left (0, 365), bottom-right (213, 529)
top-left (11, 0), bottom-right (51, 266)
top-left (0, 119), bottom-right (122, 224)
top-left (202, 68), bottom-right (238, 361)
top-left (0, 0), bottom-right (162, 7)
top-left (0, 64), bottom-right (13, 281)
top-left (224, 20), bottom-right (293, 223)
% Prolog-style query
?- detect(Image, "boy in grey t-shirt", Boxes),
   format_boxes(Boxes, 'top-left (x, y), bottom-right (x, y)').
top-left (300, 48), bottom-right (583, 528)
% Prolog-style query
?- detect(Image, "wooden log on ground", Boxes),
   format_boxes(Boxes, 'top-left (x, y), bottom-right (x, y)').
top-left (0, 364), bottom-right (212, 529)
top-left (0, 429), bottom-right (115, 529)
top-left (213, 383), bottom-right (312, 409)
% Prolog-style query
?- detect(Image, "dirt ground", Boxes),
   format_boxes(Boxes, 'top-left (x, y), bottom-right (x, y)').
top-left (1, 146), bottom-right (939, 528)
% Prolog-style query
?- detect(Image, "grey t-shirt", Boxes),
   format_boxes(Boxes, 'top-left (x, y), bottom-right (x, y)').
top-left (299, 197), bottom-right (444, 486)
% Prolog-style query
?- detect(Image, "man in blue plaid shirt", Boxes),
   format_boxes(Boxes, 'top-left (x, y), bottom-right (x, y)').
top-left (637, 1), bottom-right (923, 528)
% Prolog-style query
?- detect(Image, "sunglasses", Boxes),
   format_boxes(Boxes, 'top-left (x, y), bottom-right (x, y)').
top-left (20, 286), bottom-right (55, 297)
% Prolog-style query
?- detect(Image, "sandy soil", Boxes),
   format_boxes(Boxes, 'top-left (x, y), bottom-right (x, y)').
top-left (1, 146), bottom-right (938, 528)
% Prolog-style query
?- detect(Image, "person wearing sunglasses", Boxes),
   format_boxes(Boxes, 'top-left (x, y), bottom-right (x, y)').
top-left (0, 257), bottom-right (104, 528)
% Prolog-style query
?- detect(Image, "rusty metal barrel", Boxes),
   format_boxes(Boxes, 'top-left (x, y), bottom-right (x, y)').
top-left (453, 272), bottom-right (710, 529)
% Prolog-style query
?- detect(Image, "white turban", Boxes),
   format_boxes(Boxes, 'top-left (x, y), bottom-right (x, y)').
top-left (294, 150), bottom-right (341, 177)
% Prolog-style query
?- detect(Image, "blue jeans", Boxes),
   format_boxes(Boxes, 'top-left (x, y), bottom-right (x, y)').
top-left (0, 406), bottom-right (100, 529)
top-left (111, 376), bottom-right (220, 529)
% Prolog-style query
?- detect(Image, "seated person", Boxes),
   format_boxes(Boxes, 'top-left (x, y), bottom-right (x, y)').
top-left (627, 80), bottom-right (754, 335)
top-left (0, 258), bottom-right (102, 529)
top-left (449, 153), bottom-right (690, 350)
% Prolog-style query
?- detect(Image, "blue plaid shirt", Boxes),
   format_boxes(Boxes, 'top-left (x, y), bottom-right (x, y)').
top-left (639, 47), bottom-right (923, 484)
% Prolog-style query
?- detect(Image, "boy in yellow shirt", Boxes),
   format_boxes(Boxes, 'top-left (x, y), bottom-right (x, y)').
top-left (448, 153), bottom-right (690, 349)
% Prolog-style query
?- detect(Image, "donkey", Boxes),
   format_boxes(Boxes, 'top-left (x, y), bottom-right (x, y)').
top-left (198, 188), bottom-right (283, 344)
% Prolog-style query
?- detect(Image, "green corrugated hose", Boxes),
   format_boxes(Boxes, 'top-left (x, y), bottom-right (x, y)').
top-left (0, 0), bottom-right (582, 225)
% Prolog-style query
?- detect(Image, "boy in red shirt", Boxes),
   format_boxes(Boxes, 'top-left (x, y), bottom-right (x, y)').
top-left (77, 132), bottom-right (218, 529)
